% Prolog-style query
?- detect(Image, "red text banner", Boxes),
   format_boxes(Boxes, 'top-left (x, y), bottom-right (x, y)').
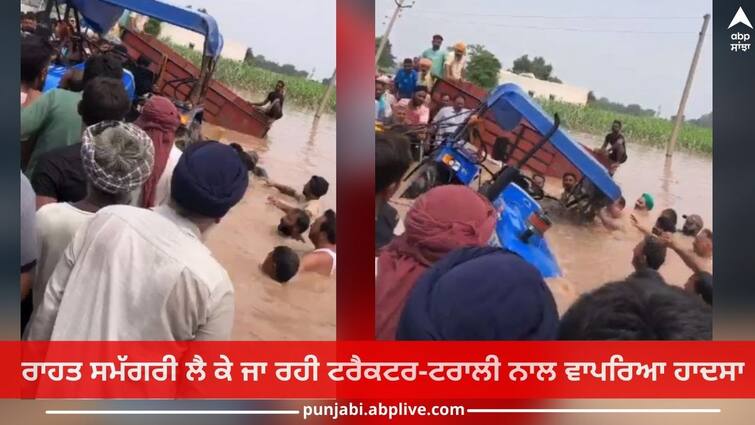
top-left (2, 341), bottom-right (754, 399)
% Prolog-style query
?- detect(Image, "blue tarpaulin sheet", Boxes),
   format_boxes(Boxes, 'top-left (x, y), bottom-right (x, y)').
top-left (66, 0), bottom-right (223, 57)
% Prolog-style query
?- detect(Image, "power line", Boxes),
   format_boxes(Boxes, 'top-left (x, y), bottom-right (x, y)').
top-left (400, 14), bottom-right (712, 35)
top-left (408, 11), bottom-right (704, 20)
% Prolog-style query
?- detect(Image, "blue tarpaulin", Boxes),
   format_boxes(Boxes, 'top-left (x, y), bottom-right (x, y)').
top-left (65, 0), bottom-right (223, 57)
top-left (485, 83), bottom-right (622, 202)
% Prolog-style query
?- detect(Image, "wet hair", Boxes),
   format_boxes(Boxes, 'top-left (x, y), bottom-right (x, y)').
top-left (320, 209), bottom-right (336, 244)
top-left (376, 132), bottom-right (412, 195)
top-left (294, 209), bottom-right (311, 234)
top-left (690, 271), bottom-right (713, 305)
top-left (641, 236), bottom-right (667, 270)
top-left (655, 215), bottom-right (677, 234)
top-left (403, 57), bottom-right (414, 65)
top-left (271, 246), bottom-right (299, 283)
top-left (558, 277), bottom-right (712, 340)
top-left (563, 172), bottom-right (577, 180)
top-left (307, 176), bottom-right (329, 198)
top-left (83, 54), bottom-right (124, 85)
top-left (230, 142), bottom-right (257, 170)
top-left (414, 85), bottom-right (428, 93)
top-left (21, 34), bottom-right (52, 85)
top-left (79, 78), bottom-right (130, 126)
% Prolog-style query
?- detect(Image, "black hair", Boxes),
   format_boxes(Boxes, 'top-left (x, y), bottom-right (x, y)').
top-left (403, 57), bottom-right (414, 65)
top-left (79, 77), bottom-right (130, 126)
top-left (83, 54), bottom-right (124, 85)
top-left (613, 120), bottom-right (622, 127)
top-left (690, 271), bottom-right (713, 305)
top-left (21, 34), bottom-right (52, 85)
top-left (642, 235), bottom-right (667, 270)
top-left (307, 176), bottom-right (329, 198)
top-left (492, 137), bottom-right (511, 162)
top-left (271, 246), bottom-right (299, 283)
top-left (655, 215), bottom-right (677, 234)
top-left (558, 277), bottom-right (712, 340)
top-left (563, 172), bottom-right (577, 180)
top-left (454, 94), bottom-right (465, 102)
top-left (414, 85), bottom-right (428, 93)
top-left (230, 142), bottom-right (257, 171)
top-left (432, 34), bottom-right (443, 40)
top-left (375, 132), bottom-right (412, 195)
top-left (137, 55), bottom-right (152, 67)
top-left (294, 209), bottom-right (311, 234)
top-left (277, 80), bottom-right (285, 87)
top-left (320, 209), bottom-right (336, 244)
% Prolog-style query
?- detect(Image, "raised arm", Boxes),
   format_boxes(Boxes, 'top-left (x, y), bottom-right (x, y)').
top-left (265, 181), bottom-right (301, 200)
top-left (662, 233), bottom-right (705, 274)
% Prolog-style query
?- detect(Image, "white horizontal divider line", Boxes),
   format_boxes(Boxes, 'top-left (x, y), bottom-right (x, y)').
top-left (467, 408), bottom-right (721, 414)
top-left (46, 410), bottom-right (300, 415)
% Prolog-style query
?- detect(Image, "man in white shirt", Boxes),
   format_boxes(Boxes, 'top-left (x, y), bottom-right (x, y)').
top-left (26, 141), bottom-right (249, 341)
top-left (444, 42), bottom-right (467, 82)
top-left (432, 94), bottom-right (470, 142)
top-left (34, 121), bottom-right (155, 309)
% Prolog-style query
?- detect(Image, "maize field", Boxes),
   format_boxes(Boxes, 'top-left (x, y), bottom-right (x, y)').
top-left (539, 99), bottom-right (712, 154)
top-left (170, 44), bottom-right (336, 113)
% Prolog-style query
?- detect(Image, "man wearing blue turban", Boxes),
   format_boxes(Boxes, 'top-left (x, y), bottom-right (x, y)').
top-left (27, 141), bottom-right (249, 341)
top-left (396, 246), bottom-right (559, 341)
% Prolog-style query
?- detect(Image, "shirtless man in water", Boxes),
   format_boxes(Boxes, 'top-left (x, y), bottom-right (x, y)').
top-left (598, 197), bottom-right (627, 231)
top-left (299, 210), bottom-right (337, 277)
top-left (662, 228), bottom-right (713, 275)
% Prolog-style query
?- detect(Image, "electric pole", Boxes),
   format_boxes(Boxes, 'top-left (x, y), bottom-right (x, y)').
top-left (315, 69), bottom-right (336, 119)
top-left (375, 0), bottom-right (414, 67)
top-left (666, 13), bottom-right (710, 158)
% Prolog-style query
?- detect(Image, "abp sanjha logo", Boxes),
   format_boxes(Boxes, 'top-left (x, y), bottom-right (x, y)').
top-left (729, 6), bottom-right (752, 54)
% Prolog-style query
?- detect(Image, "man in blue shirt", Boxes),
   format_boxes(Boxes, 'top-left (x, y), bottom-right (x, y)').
top-left (394, 58), bottom-right (418, 100)
top-left (421, 34), bottom-right (445, 78)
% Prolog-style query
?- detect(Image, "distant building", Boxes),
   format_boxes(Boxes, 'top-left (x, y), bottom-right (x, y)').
top-left (159, 23), bottom-right (247, 61)
top-left (498, 70), bottom-right (590, 105)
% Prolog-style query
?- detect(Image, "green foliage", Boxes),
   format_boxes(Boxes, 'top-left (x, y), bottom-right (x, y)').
top-left (466, 44), bottom-right (502, 90)
top-left (143, 18), bottom-right (161, 37)
top-left (171, 44), bottom-right (335, 112)
top-left (512, 55), bottom-right (560, 82)
top-left (242, 47), bottom-right (309, 78)
top-left (688, 112), bottom-right (712, 128)
top-left (376, 36), bottom-right (396, 70)
top-left (588, 96), bottom-right (657, 117)
top-left (539, 99), bottom-right (712, 154)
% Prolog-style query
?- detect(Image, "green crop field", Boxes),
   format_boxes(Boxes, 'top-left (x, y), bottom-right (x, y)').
top-left (169, 43), bottom-right (335, 113)
top-left (539, 99), bottom-right (712, 154)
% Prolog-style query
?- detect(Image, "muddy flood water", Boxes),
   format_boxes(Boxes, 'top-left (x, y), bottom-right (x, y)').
top-left (391, 132), bottom-right (712, 315)
top-left (201, 109), bottom-right (336, 340)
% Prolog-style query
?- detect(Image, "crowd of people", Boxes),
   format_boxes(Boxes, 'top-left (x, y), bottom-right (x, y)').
top-left (20, 14), bottom-right (335, 340)
top-left (375, 34), bottom-right (471, 137)
top-left (374, 109), bottom-right (713, 342)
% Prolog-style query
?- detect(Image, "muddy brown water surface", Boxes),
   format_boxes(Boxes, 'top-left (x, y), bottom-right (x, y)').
top-left (391, 132), bottom-right (712, 315)
top-left (201, 109), bottom-right (336, 340)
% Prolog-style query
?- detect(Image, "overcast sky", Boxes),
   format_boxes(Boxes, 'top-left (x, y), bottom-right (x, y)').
top-left (376, 0), bottom-right (712, 118)
top-left (173, 0), bottom-right (335, 80)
